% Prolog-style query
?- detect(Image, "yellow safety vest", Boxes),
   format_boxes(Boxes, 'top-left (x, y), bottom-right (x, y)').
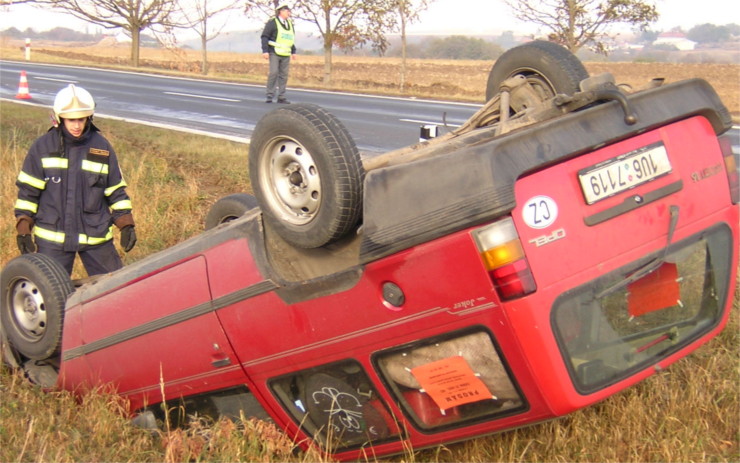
top-left (269, 18), bottom-right (295, 57)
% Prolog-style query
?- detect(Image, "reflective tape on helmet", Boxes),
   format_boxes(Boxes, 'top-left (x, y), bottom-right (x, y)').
top-left (110, 199), bottom-right (132, 210)
top-left (14, 199), bottom-right (38, 213)
top-left (105, 180), bottom-right (127, 196)
top-left (42, 157), bottom-right (69, 169)
top-left (82, 160), bottom-right (109, 175)
top-left (17, 171), bottom-right (47, 190)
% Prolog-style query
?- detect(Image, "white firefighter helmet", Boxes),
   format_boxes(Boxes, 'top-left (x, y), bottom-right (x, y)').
top-left (276, 2), bottom-right (290, 12)
top-left (53, 84), bottom-right (95, 123)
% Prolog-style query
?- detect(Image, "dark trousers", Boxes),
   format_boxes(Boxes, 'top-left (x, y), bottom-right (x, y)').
top-left (37, 240), bottom-right (123, 276)
top-left (266, 53), bottom-right (291, 100)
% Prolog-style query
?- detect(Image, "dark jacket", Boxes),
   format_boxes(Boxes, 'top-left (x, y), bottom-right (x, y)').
top-left (261, 17), bottom-right (297, 55)
top-left (15, 123), bottom-right (133, 251)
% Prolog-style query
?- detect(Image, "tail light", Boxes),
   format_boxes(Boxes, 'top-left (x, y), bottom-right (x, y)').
top-left (718, 134), bottom-right (739, 204)
top-left (472, 217), bottom-right (536, 300)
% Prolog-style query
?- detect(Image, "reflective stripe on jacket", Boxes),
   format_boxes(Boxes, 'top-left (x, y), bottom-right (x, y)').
top-left (34, 224), bottom-right (115, 246)
top-left (14, 125), bottom-right (132, 251)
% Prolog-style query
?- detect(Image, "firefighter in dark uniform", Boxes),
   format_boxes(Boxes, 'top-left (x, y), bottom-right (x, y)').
top-left (261, 2), bottom-right (296, 103)
top-left (14, 84), bottom-right (137, 276)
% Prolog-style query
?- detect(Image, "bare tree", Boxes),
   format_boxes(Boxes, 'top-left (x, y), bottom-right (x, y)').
top-left (506, 0), bottom-right (658, 54)
top-left (47, 0), bottom-right (183, 66)
top-left (176, 0), bottom-right (243, 75)
top-left (395, 0), bottom-right (433, 92)
top-left (247, 0), bottom-right (397, 85)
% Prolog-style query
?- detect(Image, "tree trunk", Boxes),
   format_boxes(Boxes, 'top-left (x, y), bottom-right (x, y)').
top-left (130, 28), bottom-right (141, 67)
top-left (566, 0), bottom-right (577, 52)
top-left (400, 5), bottom-right (407, 93)
top-left (201, 34), bottom-right (209, 75)
top-left (323, 38), bottom-right (333, 85)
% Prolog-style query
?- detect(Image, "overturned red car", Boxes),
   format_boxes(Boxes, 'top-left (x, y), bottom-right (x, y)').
top-left (2, 42), bottom-right (738, 460)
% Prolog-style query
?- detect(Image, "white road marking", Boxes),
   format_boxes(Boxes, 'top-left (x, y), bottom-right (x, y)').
top-left (36, 77), bottom-right (77, 83)
top-left (1, 98), bottom-right (250, 143)
top-left (164, 91), bottom-right (240, 102)
top-left (100, 112), bottom-right (249, 143)
top-left (400, 118), bottom-right (461, 127)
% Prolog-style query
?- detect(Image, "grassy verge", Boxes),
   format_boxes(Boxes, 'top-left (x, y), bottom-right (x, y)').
top-left (1, 101), bottom-right (738, 462)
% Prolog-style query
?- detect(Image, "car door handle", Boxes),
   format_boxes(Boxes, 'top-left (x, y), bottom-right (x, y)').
top-left (211, 357), bottom-right (232, 368)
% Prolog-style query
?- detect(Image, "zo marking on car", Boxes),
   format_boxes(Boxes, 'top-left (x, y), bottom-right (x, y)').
top-left (522, 195), bottom-right (558, 229)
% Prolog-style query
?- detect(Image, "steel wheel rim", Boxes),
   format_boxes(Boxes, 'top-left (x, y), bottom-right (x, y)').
top-left (260, 137), bottom-right (321, 225)
top-left (9, 277), bottom-right (46, 342)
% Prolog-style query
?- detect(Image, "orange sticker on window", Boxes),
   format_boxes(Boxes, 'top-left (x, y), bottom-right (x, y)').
top-left (628, 262), bottom-right (680, 317)
top-left (410, 356), bottom-right (492, 411)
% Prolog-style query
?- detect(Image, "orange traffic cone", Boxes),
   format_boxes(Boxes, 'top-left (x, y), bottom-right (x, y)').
top-left (16, 71), bottom-right (32, 99)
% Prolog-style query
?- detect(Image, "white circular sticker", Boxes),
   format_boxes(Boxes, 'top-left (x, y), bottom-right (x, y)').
top-left (522, 195), bottom-right (558, 229)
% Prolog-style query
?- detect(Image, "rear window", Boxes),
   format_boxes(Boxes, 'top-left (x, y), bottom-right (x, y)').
top-left (552, 224), bottom-right (733, 394)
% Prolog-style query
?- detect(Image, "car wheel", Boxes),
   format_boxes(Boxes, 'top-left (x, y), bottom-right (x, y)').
top-left (0, 254), bottom-right (73, 361)
top-left (485, 40), bottom-right (589, 103)
top-left (249, 103), bottom-right (364, 249)
top-left (204, 193), bottom-right (259, 231)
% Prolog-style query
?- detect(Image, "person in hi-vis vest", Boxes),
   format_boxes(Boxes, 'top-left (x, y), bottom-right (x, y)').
top-left (261, 3), bottom-right (296, 104)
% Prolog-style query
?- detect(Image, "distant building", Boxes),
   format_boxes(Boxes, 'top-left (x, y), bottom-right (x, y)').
top-left (653, 31), bottom-right (696, 51)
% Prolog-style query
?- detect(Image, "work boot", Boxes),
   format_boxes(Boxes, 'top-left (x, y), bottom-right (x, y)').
top-left (277, 98), bottom-right (290, 104)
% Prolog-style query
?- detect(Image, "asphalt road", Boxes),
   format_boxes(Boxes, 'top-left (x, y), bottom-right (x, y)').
top-left (0, 60), bottom-right (481, 153)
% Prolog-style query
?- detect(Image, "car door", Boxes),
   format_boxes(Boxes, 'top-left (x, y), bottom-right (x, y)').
top-left (68, 255), bottom-right (247, 410)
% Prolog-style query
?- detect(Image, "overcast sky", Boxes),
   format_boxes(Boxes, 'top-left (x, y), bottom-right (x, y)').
top-left (0, 0), bottom-right (735, 38)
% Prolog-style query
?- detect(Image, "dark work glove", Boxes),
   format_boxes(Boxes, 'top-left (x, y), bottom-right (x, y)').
top-left (17, 234), bottom-right (36, 254)
top-left (120, 225), bottom-right (137, 252)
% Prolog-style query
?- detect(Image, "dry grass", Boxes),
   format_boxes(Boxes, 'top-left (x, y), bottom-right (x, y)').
top-left (0, 367), bottom-right (309, 462)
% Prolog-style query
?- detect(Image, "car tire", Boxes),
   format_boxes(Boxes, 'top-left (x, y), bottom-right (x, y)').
top-left (485, 40), bottom-right (589, 102)
top-left (204, 193), bottom-right (259, 230)
top-left (249, 103), bottom-right (364, 249)
top-left (0, 253), bottom-right (73, 361)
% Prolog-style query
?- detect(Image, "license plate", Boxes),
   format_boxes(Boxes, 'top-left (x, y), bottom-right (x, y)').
top-left (579, 142), bottom-right (672, 204)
